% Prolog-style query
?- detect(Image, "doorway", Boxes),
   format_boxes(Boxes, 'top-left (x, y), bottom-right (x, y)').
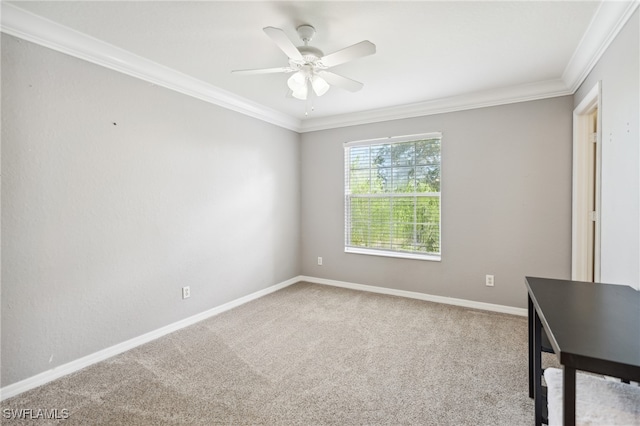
top-left (572, 82), bottom-right (601, 282)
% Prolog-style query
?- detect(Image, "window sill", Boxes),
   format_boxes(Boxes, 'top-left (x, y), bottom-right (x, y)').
top-left (345, 247), bottom-right (441, 262)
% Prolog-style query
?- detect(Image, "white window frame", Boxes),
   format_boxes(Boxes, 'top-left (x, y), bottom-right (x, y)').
top-left (344, 132), bottom-right (442, 261)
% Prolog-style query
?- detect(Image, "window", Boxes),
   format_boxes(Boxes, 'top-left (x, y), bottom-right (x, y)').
top-left (344, 133), bottom-right (441, 261)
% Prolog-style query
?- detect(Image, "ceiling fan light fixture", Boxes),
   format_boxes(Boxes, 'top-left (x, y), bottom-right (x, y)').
top-left (311, 75), bottom-right (330, 97)
top-left (287, 71), bottom-right (306, 92)
top-left (291, 82), bottom-right (309, 100)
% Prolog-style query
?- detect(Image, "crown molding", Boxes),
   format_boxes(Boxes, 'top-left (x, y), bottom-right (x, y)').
top-left (300, 79), bottom-right (571, 133)
top-left (562, 0), bottom-right (639, 93)
top-left (2, 2), bottom-right (637, 134)
top-left (0, 3), bottom-right (302, 132)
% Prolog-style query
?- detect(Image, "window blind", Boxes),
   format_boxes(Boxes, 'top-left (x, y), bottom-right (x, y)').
top-left (344, 133), bottom-right (442, 260)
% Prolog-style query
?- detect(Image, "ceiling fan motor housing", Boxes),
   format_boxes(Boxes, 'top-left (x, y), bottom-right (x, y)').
top-left (294, 25), bottom-right (324, 67)
top-left (298, 46), bottom-right (324, 61)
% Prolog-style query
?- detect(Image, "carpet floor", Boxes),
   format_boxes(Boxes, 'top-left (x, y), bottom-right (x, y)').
top-left (2, 282), bottom-right (551, 425)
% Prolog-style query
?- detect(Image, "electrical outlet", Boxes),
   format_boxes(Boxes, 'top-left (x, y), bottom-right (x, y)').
top-left (182, 286), bottom-right (191, 299)
top-left (317, 257), bottom-right (323, 266)
top-left (485, 275), bottom-right (494, 287)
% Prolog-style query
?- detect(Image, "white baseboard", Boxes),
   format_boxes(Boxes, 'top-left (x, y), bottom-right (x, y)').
top-left (0, 276), bottom-right (301, 401)
top-left (299, 275), bottom-right (528, 317)
top-left (2, 274), bottom-right (526, 401)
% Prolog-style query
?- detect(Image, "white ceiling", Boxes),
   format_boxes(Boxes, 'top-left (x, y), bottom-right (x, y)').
top-left (3, 1), bottom-right (635, 131)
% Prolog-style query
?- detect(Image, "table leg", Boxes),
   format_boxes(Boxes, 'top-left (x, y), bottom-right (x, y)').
top-left (563, 366), bottom-right (576, 426)
top-left (534, 308), bottom-right (543, 426)
top-left (528, 295), bottom-right (534, 398)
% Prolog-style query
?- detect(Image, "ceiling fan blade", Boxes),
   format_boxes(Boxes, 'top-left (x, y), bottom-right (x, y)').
top-left (232, 67), bottom-right (294, 75)
top-left (263, 27), bottom-right (304, 61)
top-left (320, 40), bottom-right (376, 68)
top-left (318, 71), bottom-right (364, 92)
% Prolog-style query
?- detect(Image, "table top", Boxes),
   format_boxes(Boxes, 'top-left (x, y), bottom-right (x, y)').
top-left (525, 276), bottom-right (640, 381)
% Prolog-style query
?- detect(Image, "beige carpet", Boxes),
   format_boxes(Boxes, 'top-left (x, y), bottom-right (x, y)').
top-left (2, 282), bottom-right (546, 425)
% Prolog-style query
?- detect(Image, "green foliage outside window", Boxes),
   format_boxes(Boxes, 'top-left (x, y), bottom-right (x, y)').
top-left (346, 137), bottom-right (441, 256)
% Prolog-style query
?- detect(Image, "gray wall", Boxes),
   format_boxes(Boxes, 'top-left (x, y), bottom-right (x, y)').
top-left (1, 35), bottom-right (301, 386)
top-left (574, 10), bottom-right (639, 289)
top-left (301, 97), bottom-right (574, 308)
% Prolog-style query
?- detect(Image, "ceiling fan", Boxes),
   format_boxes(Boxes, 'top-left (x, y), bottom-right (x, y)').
top-left (232, 25), bottom-right (376, 102)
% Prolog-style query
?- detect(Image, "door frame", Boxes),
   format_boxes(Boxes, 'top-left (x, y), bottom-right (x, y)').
top-left (572, 82), bottom-right (602, 282)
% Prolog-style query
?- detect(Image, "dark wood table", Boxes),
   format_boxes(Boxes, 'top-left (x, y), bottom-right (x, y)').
top-left (525, 276), bottom-right (640, 426)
